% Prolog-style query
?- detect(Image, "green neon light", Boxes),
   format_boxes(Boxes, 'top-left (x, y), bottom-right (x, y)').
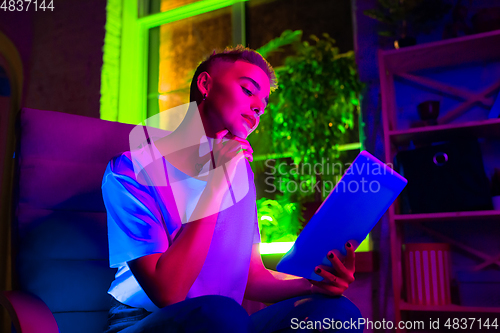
top-left (100, 0), bottom-right (123, 122)
top-left (259, 236), bottom-right (370, 255)
top-left (115, 0), bottom-right (143, 124)
top-left (139, 0), bottom-right (249, 29)
top-left (260, 242), bottom-right (294, 255)
top-left (338, 142), bottom-right (362, 151)
top-left (253, 142), bottom-right (362, 161)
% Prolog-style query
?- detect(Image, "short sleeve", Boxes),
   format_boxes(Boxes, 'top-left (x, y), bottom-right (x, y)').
top-left (102, 154), bottom-right (169, 268)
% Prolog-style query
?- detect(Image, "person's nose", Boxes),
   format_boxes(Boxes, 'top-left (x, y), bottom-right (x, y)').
top-left (251, 99), bottom-right (265, 116)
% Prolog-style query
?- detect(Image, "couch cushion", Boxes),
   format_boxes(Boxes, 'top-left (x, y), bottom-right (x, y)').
top-left (17, 159), bottom-right (110, 212)
top-left (16, 207), bottom-right (108, 259)
top-left (16, 109), bottom-right (136, 212)
top-left (18, 108), bottom-right (137, 164)
top-left (53, 310), bottom-right (111, 333)
top-left (16, 108), bottom-right (170, 212)
top-left (19, 258), bottom-right (115, 312)
top-left (16, 207), bottom-right (115, 313)
top-left (13, 108), bottom-right (170, 325)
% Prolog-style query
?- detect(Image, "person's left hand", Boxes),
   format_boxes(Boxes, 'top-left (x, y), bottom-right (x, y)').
top-left (309, 241), bottom-right (356, 296)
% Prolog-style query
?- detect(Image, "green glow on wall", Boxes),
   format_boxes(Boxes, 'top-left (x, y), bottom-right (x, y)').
top-left (259, 236), bottom-right (370, 255)
top-left (100, 0), bottom-right (123, 122)
top-left (357, 235), bottom-right (370, 252)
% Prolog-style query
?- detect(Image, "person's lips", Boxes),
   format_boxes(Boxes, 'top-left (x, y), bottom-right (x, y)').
top-left (241, 114), bottom-right (256, 128)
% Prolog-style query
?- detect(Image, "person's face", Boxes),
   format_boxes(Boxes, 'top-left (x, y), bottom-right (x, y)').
top-left (200, 60), bottom-right (271, 139)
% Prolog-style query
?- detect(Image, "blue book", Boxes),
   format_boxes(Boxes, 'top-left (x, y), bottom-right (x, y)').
top-left (276, 151), bottom-right (407, 281)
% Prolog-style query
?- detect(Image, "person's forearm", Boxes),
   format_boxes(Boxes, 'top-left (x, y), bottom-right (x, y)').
top-left (244, 268), bottom-right (313, 304)
top-left (132, 166), bottom-right (237, 307)
top-left (153, 181), bottom-right (227, 306)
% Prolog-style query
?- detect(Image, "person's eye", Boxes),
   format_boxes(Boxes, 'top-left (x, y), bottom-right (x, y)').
top-left (242, 87), bottom-right (253, 96)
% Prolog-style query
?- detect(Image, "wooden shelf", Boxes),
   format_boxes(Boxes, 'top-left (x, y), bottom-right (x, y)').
top-left (379, 30), bottom-right (500, 74)
top-left (394, 210), bottom-right (500, 223)
top-left (389, 118), bottom-right (500, 145)
top-left (380, 31), bottom-right (500, 331)
top-left (400, 301), bottom-right (500, 313)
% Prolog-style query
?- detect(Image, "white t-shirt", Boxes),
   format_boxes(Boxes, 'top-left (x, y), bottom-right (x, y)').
top-left (101, 142), bottom-right (260, 312)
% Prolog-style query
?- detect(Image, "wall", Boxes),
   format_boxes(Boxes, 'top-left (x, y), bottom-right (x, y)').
top-left (0, 2), bottom-right (107, 330)
top-left (0, 0), bottom-right (106, 117)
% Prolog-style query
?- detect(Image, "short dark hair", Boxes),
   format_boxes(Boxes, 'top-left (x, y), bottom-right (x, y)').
top-left (189, 45), bottom-right (277, 103)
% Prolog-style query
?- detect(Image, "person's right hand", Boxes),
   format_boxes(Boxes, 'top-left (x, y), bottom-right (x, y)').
top-left (208, 129), bottom-right (253, 192)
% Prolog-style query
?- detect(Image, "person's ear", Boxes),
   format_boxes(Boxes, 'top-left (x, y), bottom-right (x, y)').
top-left (197, 72), bottom-right (212, 97)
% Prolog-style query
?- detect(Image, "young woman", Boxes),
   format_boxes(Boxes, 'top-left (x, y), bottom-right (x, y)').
top-left (102, 46), bottom-right (363, 332)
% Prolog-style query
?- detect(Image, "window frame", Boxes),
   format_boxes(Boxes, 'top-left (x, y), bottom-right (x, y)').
top-left (100, 0), bottom-right (247, 124)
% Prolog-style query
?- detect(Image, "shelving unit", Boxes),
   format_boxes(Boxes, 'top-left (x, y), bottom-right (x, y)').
top-left (400, 301), bottom-right (500, 314)
top-left (394, 210), bottom-right (500, 223)
top-left (379, 30), bottom-right (500, 331)
top-left (389, 118), bottom-right (500, 146)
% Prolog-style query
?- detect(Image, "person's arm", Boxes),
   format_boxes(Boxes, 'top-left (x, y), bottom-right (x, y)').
top-left (129, 131), bottom-right (254, 308)
top-left (244, 242), bottom-right (356, 303)
top-left (128, 183), bottom-right (223, 308)
top-left (243, 244), bottom-right (312, 303)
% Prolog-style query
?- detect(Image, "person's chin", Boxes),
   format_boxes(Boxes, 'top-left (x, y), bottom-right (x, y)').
top-left (233, 131), bottom-right (249, 139)
top-left (231, 126), bottom-right (251, 139)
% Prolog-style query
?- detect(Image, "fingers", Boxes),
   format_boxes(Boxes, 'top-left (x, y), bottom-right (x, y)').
top-left (315, 266), bottom-right (340, 286)
top-left (312, 243), bottom-right (357, 297)
top-left (215, 129), bottom-right (229, 140)
top-left (224, 139), bottom-right (253, 160)
top-left (212, 131), bottom-right (254, 164)
top-left (214, 132), bottom-right (252, 152)
top-left (243, 144), bottom-right (253, 162)
top-left (224, 135), bottom-right (253, 162)
top-left (344, 240), bottom-right (356, 272)
top-left (310, 275), bottom-right (345, 296)
top-left (325, 247), bottom-right (355, 284)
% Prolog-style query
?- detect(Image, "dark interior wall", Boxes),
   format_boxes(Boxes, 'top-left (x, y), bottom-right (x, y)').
top-left (0, 10), bottom-right (33, 107)
top-left (0, 0), bottom-right (106, 118)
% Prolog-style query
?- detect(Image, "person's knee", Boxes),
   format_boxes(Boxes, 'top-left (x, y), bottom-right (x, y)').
top-left (195, 295), bottom-right (253, 332)
top-left (307, 294), bottom-right (362, 318)
top-left (329, 296), bottom-right (363, 331)
top-left (338, 296), bottom-right (362, 320)
top-left (299, 295), bottom-right (362, 331)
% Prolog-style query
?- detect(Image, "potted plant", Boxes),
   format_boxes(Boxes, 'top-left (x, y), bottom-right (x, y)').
top-left (250, 30), bottom-right (364, 228)
top-left (256, 197), bottom-right (303, 243)
top-left (364, 0), bottom-right (452, 48)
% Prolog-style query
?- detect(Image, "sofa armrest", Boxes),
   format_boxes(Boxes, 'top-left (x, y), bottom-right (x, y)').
top-left (0, 290), bottom-right (59, 333)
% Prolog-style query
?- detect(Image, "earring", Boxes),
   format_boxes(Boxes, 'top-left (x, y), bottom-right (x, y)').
top-left (203, 93), bottom-right (207, 101)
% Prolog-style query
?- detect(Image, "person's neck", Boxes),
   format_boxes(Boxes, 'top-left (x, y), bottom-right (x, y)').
top-left (153, 103), bottom-right (215, 178)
